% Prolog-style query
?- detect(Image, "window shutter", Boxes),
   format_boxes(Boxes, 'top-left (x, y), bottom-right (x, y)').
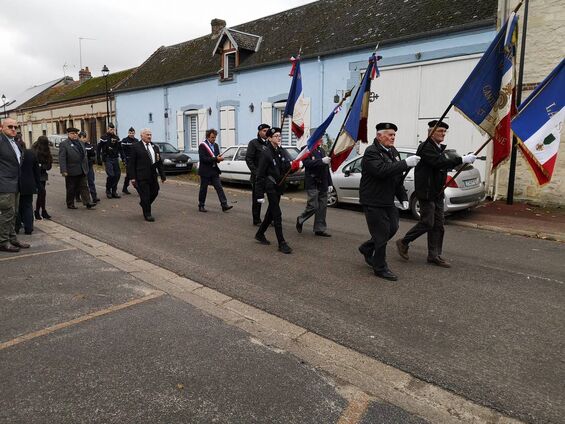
top-left (198, 108), bottom-right (208, 143)
top-left (261, 102), bottom-right (272, 126)
top-left (219, 106), bottom-right (236, 148)
top-left (176, 111), bottom-right (184, 151)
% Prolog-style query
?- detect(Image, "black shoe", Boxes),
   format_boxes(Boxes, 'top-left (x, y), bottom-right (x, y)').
top-left (122, 188), bottom-right (131, 195)
top-left (222, 205), bottom-right (233, 212)
top-left (34, 211), bottom-right (42, 220)
top-left (93, 198), bottom-right (101, 203)
top-left (67, 205), bottom-right (78, 209)
top-left (41, 210), bottom-right (51, 219)
top-left (106, 192), bottom-right (112, 199)
top-left (315, 231), bottom-right (331, 237)
top-left (396, 239), bottom-right (409, 260)
top-left (296, 217), bottom-right (303, 233)
top-left (374, 269), bottom-right (398, 281)
top-left (198, 206), bottom-right (208, 213)
top-left (0, 243), bottom-right (20, 252)
top-left (278, 242), bottom-right (292, 254)
top-left (24, 230), bottom-right (33, 235)
top-left (253, 220), bottom-right (262, 226)
top-left (427, 256), bottom-right (451, 268)
top-left (254, 233), bottom-right (271, 245)
top-left (10, 240), bottom-right (30, 249)
top-left (144, 215), bottom-right (155, 222)
top-left (111, 192), bottom-right (121, 199)
top-left (86, 203), bottom-right (96, 209)
top-left (358, 246), bottom-right (374, 267)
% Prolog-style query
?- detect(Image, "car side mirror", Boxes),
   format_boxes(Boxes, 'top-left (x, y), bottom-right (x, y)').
top-left (344, 170), bottom-right (351, 177)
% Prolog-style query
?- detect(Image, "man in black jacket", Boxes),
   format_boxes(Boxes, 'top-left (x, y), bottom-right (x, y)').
top-left (197, 129), bottom-right (232, 213)
top-left (97, 123), bottom-right (124, 199)
top-left (245, 123), bottom-right (269, 225)
top-left (396, 120), bottom-right (476, 268)
top-left (359, 123), bottom-right (420, 281)
top-left (79, 131), bottom-right (99, 203)
top-left (121, 127), bottom-right (139, 195)
top-left (127, 128), bottom-right (166, 222)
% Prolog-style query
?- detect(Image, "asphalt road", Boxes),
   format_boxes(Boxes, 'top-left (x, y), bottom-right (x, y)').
top-left (34, 173), bottom-right (565, 423)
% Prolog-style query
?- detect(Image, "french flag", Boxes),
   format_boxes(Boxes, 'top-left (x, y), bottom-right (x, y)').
top-left (294, 105), bottom-right (342, 164)
top-left (284, 56), bottom-right (308, 142)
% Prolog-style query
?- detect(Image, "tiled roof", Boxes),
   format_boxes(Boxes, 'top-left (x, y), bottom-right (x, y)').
top-left (118, 0), bottom-right (496, 92)
top-left (230, 29), bottom-right (261, 51)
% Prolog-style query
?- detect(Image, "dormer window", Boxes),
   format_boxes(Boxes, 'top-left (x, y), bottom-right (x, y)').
top-left (223, 52), bottom-right (236, 80)
top-left (213, 27), bottom-right (262, 82)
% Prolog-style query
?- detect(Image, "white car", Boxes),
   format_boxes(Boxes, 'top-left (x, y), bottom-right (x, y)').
top-left (218, 145), bottom-right (305, 186)
top-left (327, 147), bottom-right (486, 219)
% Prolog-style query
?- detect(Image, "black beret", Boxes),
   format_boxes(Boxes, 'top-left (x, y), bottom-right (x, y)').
top-left (258, 123), bottom-right (271, 131)
top-left (66, 127), bottom-right (80, 133)
top-left (78, 131), bottom-right (87, 137)
top-left (108, 123), bottom-right (115, 129)
top-left (375, 122), bottom-right (398, 132)
top-left (428, 120), bottom-right (449, 129)
top-left (266, 127), bottom-right (282, 138)
top-left (128, 127), bottom-right (135, 132)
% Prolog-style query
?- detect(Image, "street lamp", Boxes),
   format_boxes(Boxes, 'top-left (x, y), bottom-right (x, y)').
top-left (1, 94), bottom-right (6, 118)
top-left (101, 65), bottom-right (110, 127)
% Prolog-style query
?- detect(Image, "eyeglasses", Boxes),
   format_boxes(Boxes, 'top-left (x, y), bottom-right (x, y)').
top-left (6, 125), bottom-right (18, 130)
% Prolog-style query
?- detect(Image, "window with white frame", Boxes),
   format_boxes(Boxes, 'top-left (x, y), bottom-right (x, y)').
top-left (223, 52), bottom-right (236, 80)
top-left (273, 102), bottom-right (298, 146)
top-left (187, 113), bottom-right (198, 150)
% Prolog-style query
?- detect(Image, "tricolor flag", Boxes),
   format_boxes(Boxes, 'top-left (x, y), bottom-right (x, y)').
top-left (284, 56), bottom-right (309, 143)
top-left (294, 105), bottom-right (343, 164)
top-left (513, 59), bottom-right (565, 186)
top-left (451, 13), bottom-right (519, 171)
top-left (330, 53), bottom-right (379, 172)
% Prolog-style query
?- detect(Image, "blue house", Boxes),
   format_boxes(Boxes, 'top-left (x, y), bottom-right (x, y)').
top-left (115, 0), bottom-right (497, 177)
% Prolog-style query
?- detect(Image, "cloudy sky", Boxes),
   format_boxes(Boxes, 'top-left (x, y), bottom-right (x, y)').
top-left (0, 0), bottom-right (314, 101)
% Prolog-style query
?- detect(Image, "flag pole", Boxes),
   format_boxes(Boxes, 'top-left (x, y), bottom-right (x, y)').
top-left (506, 0), bottom-right (528, 204)
top-left (328, 84), bottom-right (359, 158)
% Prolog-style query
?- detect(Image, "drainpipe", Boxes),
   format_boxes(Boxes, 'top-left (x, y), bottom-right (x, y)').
top-left (164, 87), bottom-right (169, 142)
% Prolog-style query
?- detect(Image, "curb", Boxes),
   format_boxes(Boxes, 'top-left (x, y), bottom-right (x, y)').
top-left (448, 220), bottom-right (565, 242)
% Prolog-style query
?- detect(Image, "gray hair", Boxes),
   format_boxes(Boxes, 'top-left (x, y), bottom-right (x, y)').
top-left (140, 128), bottom-right (152, 135)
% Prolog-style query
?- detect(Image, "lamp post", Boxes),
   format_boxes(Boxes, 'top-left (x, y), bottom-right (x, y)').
top-left (1, 94), bottom-right (6, 118)
top-left (101, 65), bottom-right (110, 127)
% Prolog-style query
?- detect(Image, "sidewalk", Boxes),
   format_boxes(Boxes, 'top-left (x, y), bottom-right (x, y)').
top-left (448, 200), bottom-right (565, 242)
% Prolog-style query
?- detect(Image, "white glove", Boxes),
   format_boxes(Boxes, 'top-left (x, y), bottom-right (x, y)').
top-left (401, 201), bottom-right (409, 210)
top-left (405, 155), bottom-right (421, 167)
top-left (328, 186), bottom-right (334, 193)
top-left (462, 154), bottom-right (477, 164)
top-left (257, 198), bottom-right (265, 204)
top-left (321, 156), bottom-right (331, 164)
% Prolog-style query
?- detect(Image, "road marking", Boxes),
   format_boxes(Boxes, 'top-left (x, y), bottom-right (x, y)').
top-left (337, 391), bottom-right (372, 424)
top-left (0, 291), bottom-right (163, 351)
top-left (0, 247), bottom-right (76, 262)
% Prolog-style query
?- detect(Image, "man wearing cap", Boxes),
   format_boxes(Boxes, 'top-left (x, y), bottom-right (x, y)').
top-left (59, 127), bottom-right (96, 210)
top-left (245, 124), bottom-right (270, 225)
top-left (97, 123), bottom-right (124, 199)
top-left (0, 118), bottom-right (30, 252)
top-left (121, 127), bottom-right (139, 195)
top-left (396, 120), bottom-right (476, 268)
top-left (79, 131), bottom-right (99, 203)
top-left (359, 122), bottom-right (420, 281)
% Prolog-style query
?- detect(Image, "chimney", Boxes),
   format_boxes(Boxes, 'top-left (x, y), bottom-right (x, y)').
top-left (79, 66), bottom-right (92, 83)
top-left (211, 18), bottom-right (226, 38)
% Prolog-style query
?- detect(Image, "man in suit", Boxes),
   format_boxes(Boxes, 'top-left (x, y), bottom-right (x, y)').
top-left (127, 128), bottom-right (166, 222)
top-left (197, 128), bottom-right (233, 213)
top-left (59, 127), bottom-right (96, 210)
top-left (0, 118), bottom-right (30, 252)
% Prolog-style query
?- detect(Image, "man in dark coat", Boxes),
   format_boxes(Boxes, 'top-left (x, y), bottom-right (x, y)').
top-left (127, 128), bottom-right (166, 222)
top-left (121, 127), bottom-right (139, 194)
top-left (97, 123), bottom-right (124, 198)
top-left (359, 123), bottom-right (420, 281)
top-left (79, 131), bottom-right (99, 203)
top-left (0, 118), bottom-right (29, 252)
top-left (396, 120), bottom-right (476, 268)
top-left (245, 123), bottom-right (269, 225)
top-left (59, 127), bottom-right (95, 210)
top-left (197, 129), bottom-right (232, 212)
top-left (15, 142), bottom-right (40, 235)
top-left (296, 144), bottom-right (333, 236)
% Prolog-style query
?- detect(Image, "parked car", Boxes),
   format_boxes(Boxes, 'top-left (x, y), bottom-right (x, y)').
top-left (218, 145), bottom-right (305, 186)
top-left (152, 142), bottom-right (193, 174)
top-left (327, 147), bottom-right (485, 219)
top-left (47, 134), bottom-right (67, 163)
top-left (185, 151), bottom-right (199, 170)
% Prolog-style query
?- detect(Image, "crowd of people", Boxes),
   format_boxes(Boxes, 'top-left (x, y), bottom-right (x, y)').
top-left (0, 117), bottom-right (476, 281)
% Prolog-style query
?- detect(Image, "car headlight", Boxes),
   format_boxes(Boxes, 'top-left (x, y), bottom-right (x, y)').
top-left (163, 159), bottom-right (173, 165)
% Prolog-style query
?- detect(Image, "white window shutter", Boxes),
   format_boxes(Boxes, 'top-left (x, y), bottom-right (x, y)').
top-left (219, 106), bottom-right (236, 148)
top-left (198, 108), bottom-right (208, 142)
top-left (261, 102), bottom-right (272, 126)
top-left (176, 111), bottom-right (184, 151)
top-left (300, 97), bottom-right (312, 147)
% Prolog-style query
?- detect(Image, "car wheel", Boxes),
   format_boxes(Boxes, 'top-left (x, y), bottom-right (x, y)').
top-left (327, 191), bottom-right (338, 207)
top-left (410, 196), bottom-right (421, 220)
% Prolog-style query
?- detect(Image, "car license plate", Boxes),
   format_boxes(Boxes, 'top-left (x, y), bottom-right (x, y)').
top-left (463, 177), bottom-right (479, 187)
top-left (175, 163), bottom-right (187, 167)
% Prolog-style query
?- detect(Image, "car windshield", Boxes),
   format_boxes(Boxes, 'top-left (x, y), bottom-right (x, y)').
top-left (284, 147), bottom-right (300, 160)
top-left (156, 143), bottom-right (179, 153)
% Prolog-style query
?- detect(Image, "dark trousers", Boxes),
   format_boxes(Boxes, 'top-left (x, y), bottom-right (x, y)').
top-left (298, 188), bottom-right (329, 232)
top-left (136, 178), bottom-right (159, 218)
top-left (16, 194), bottom-right (34, 234)
top-left (0, 192), bottom-right (18, 244)
top-left (360, 205), bottom-right (399, 273)
top-left (65, 175), bottom-right (90, 207)
top-left (35, 181), bottom-right (47, 212)
top-left (256, 191), bottom-right (285, 245)
top-left (105, 158), bottom-right (121, 194)
top-left (87, 163), bottom-right (97, 200)
top-left (122, 157), bottom-right (131, 191)
top-left (251, 175), bottom-right (262, 224)
top-left (402, 198), bottom-right (445, 258)
top-left (199, 175), bottom-right (227, 207)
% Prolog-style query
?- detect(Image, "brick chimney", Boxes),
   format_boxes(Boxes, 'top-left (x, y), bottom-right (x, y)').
top-left (211, 18), bottom-right (226, 38)
top-left (79, 66), bottom-right (92, 83)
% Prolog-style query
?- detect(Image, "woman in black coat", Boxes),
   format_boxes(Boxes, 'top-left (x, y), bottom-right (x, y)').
top-left (32, 136), bottom-right (53, 219)
top-left (254, 127), bottom-right (297, 254)
top-left (16, 143), bottom-right (41, 234)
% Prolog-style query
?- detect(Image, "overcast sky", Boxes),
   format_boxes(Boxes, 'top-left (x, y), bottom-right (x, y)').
top-left (0, 0), bottom-right (314, 101)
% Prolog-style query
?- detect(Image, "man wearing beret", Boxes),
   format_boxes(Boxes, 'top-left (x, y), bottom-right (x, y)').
top-left (121, 127), bottom-right (139, 195)
top-left (396, 120), bottom-right (476, 268)
top-left (97, 123), bottom-right (124, 199)
top-left (359, 122), bottom-right (420, 281)
top-left (59, 127), bottom-right (96, 210)
top-left (245, 123), bottom-right (270, 225)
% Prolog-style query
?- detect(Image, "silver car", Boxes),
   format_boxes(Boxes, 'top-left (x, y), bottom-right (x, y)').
top-left (47, 134), bottom-right (67, 163)
top-left (327, 147), bottom-right (485, 219)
